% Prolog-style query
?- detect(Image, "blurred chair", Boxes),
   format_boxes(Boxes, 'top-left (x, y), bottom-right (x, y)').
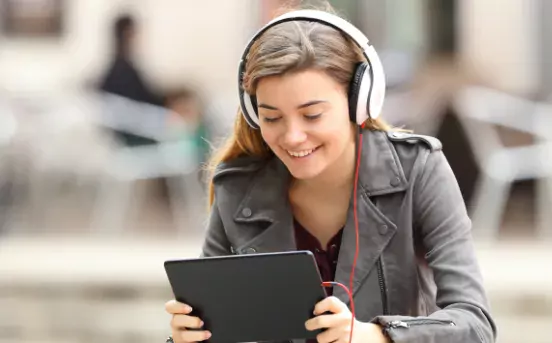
top-left (533, 103), bottom-right (552, 240)
top-left (14, 92), bottom-right (114, 229)
top-left (453, 86), bottom-right (552, 240)
top-left (91, 94), bottom-right (206, 237)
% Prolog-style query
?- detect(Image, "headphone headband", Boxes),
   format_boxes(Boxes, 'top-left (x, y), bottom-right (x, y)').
top-left (241, 10), bottom-right (370, 62)
top-left (238, 9), bottom-right (386, 129)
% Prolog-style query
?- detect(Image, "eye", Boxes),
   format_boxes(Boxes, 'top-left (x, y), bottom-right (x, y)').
top-left (262, 116), bottom-right (281, 123)
top-left (304, 113), bottom-right (322, 121)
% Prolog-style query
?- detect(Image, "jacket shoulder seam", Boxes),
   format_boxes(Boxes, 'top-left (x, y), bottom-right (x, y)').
top-left (387, 131), bottom-right (442, 152)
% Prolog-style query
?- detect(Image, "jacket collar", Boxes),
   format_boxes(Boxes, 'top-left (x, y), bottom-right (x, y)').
top-left (233, 157), bottom-right (292, 223)
top-left (357, 129), bottom-right (409, 196)
top-left (229, 129), bottom-right (409, 232)
top-left (229, 129), bottom-right (408, 217)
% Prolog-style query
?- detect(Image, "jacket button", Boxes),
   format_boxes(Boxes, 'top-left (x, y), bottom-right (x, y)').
top-left (241, 207), bottom-right (252, 217)
top-left (242, 247), bottom-right (257, 254)
top-left (379, 224), bottom-right (389, 235)
top-left (390, 177), bottom-right (400, 187)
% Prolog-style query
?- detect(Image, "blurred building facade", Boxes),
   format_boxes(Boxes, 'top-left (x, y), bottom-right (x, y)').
top-left (0, 0), bottom-right (548, 103)
top-left (0, 0), bottom-right (258, 99)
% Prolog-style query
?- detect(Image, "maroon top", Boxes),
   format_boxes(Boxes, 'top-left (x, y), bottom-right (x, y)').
top-left (294, 220), bottom-right (343, 343)
top-left (294, 219), bottom-right (344, 296)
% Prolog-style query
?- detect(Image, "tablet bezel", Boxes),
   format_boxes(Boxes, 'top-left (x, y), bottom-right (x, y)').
top-left (164, 250), bottom-right (328, 343)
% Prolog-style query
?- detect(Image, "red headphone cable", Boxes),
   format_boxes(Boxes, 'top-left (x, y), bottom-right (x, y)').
top-left (321, 124), bottom-right (364, 343)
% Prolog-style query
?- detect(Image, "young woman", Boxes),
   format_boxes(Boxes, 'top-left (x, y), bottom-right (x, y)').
top-left (165, 5), bottom-right (497, 343)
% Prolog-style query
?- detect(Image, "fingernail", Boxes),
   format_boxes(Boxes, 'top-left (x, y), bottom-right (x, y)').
top-left (185, 305), bottom-right (192, 312)
top-left (205, 331), bottom-right (212, 339)
top-left (200, 321), bottom-right (204, 327)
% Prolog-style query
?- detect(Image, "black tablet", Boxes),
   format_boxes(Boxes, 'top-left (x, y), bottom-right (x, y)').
top-left (164, 250), bottom-right (327, 343)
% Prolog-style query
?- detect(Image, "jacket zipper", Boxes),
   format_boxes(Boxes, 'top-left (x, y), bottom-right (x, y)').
top-left (376, 258), bottom-right (389, 315)
top-left (386, 319), bottom-right (456, 330)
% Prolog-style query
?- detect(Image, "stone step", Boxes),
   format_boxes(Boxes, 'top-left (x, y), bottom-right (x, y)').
top-left (1, 238), bottom-right (550, 294)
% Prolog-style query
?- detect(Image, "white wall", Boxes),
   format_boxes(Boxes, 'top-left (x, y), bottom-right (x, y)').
top-left (136, 0), bottom-right (258, 95)
top-left (0, 0), bottom-right (259, 98)
top-left (457, 0), bottom-right (540, 96)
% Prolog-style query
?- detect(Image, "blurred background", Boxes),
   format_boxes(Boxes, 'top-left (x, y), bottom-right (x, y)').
top-left (0, 0), bottom-right (551, 342)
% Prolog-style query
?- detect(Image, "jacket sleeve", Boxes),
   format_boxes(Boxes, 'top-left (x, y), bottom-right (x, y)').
top-left (371, 150), bottom-right (497, 343)
top-left (200, 198), bottom-right (232, 257)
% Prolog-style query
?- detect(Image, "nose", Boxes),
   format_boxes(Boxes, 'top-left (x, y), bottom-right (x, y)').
top-left (282, 122), bottom-right (307, 146)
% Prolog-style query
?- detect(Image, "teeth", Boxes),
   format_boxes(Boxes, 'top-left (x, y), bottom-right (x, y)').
top-left (287, 148), bottom-right (316, 157)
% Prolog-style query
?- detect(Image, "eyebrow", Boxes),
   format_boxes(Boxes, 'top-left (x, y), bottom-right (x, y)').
top-left (257, 100), bottom-right (328, 111)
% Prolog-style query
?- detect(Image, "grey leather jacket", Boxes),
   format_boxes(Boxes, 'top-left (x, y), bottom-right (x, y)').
top-left (201, 129), bottom-right (497, 343)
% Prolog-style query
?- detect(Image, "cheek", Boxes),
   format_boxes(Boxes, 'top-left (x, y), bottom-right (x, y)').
top-left (319, 120), bottom-right (353, 148)
top-left (260, 127), bottom-right (278, 147)
top-left (324, 131), bottom-right (348, 151)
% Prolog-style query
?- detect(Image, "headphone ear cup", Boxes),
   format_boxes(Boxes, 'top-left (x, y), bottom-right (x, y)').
top-left (348, 62), bottom-right (369, 125)
top-left (240, 89), bottom-right (260, 129)
top-left (364, 45), bottom-right (385, 121)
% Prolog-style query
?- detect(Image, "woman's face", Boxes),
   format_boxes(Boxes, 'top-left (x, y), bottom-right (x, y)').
top-left (256, 69), bottom-right (356, 181)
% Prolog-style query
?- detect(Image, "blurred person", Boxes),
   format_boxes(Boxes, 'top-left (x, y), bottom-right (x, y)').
top-left (165, 88), bottom-right (212, 192)
top-left (98, 13), bottom-right (165, 147)
top-left (164, 2), bottom-right (496, 343)
top-left (167, 88), bottom-right (211, 167)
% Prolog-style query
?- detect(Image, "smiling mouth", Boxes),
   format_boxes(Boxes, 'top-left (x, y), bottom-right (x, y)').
top-left (286, 146), bottom-right (320, 158)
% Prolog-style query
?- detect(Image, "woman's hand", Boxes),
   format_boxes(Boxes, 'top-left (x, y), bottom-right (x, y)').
top-left (305, 296), bottom-right (390, 343)
top-left (165, 300), bottom-right (212, 343)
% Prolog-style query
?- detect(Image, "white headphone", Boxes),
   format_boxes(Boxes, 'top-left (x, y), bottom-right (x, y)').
top-left (238, 9), bottom-right (386, 130)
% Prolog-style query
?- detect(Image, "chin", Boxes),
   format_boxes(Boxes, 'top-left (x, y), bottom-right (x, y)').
top-left (288, 168), bottom-right (322, 180)
top-left (283, 159), bottom-right (326, 180)
top-left (274, 147), bottom-right (328, 180)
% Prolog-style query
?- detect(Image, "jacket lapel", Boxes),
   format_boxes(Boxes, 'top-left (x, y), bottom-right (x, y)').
top-left (232, 158), bottom-right (297, 254)
top-left (333, 130), bottom-right (409, 304)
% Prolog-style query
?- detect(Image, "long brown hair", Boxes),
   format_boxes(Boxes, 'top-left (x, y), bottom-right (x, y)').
top-left (206, 2), bottom-right (395, 207)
